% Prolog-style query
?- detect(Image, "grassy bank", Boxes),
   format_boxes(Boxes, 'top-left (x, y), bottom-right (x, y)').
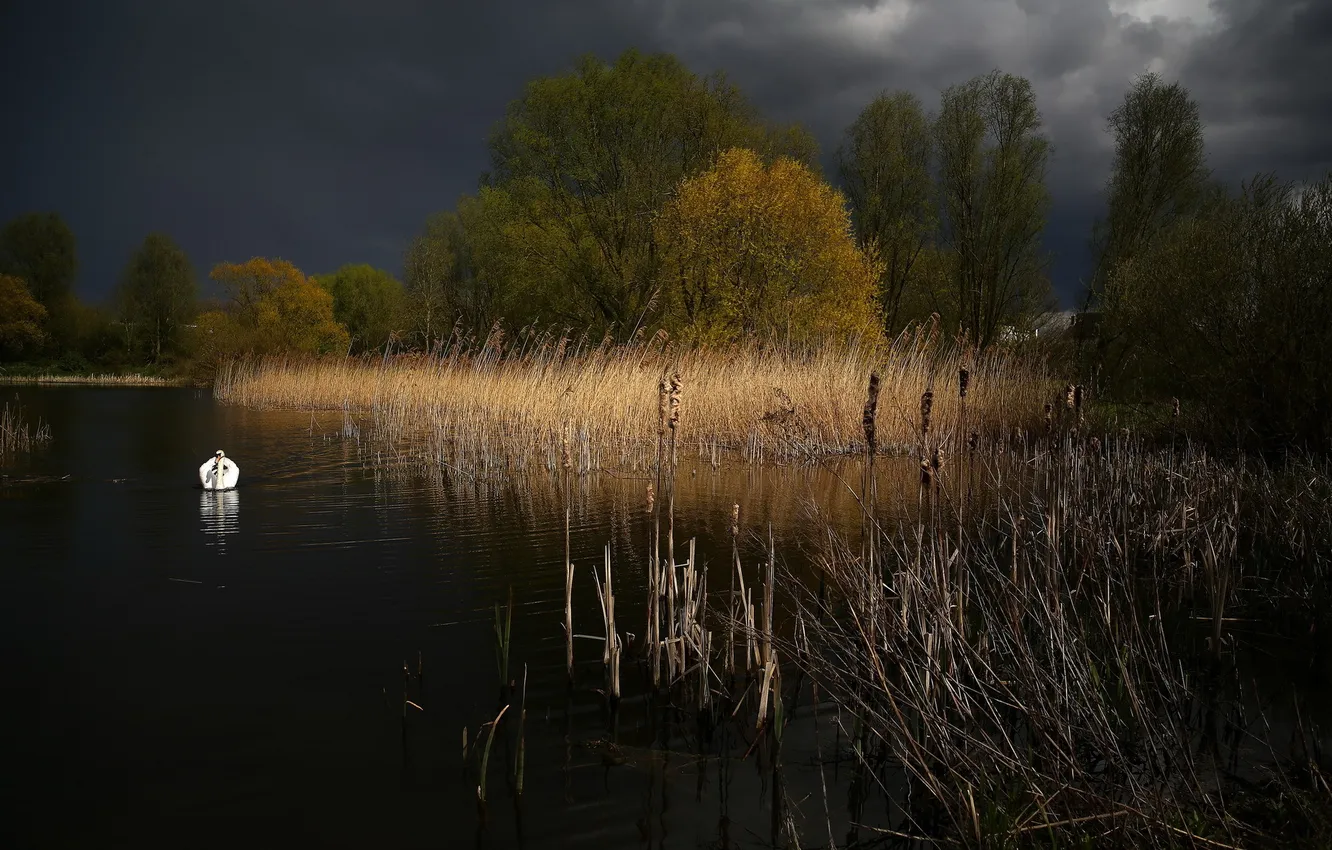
top-left (215, 327), bottom-right (1056, 466)
top-left (0, 372), bottom-right (186, 386)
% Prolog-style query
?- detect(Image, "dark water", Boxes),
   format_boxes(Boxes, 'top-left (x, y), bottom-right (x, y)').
top-left (2, 387), bottom-right (883, 848)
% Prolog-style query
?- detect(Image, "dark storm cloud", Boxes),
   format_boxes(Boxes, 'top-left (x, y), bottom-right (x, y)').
top-left (2, 1), bottom-right (1326, 306)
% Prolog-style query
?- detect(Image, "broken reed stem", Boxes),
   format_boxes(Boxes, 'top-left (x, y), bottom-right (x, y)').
top-left (651, 376), bottom-right (667, 688)
top-left (515, 664), bottom-right (527, 796)
top-left (728, 503), bottom-right (740, 680)
top-left (563, 421), bottom-right (574, 683)
top-left (604, 542), bottom-right (620, 702)
top-left (477, 703), bottom-right (510, 805)
top-left (494, 586), bottom-right (513, 695)
top-left (664, 372), bottom-right (682, 683)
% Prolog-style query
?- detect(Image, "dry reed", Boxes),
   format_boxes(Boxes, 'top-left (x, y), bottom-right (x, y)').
top-left (214, 325), bottom-right (1052, 473)
top-left (1, 401), bottom-right (52, 460)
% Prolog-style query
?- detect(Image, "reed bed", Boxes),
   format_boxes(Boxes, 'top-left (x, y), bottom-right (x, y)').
top-left (783, 426), bottom-right (1332, 846)
top-left (215, 324), bottom-right (1054, 470)
top-left (0, 373), bottom-right (181, 386)
top-left (287, 329), bottom-right (1330, 844)
top-left (428, 377), bottom-right (1330, 847)
top-left (1, 401), bottom-right (52, 461)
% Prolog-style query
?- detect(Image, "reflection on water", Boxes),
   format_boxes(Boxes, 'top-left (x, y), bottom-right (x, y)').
top-left (199, 488), bottom-right (240, 549)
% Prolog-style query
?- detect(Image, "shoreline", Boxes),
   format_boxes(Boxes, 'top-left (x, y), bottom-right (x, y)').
top-left (0, 374), bottom-right (193, 387)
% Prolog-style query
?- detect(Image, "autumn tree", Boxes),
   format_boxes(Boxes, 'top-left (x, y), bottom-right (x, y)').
top-left (936, 71), bottom-right (1053, 348)
top-left (0, 274), bottom-right (47, 359)
top-left (315, 264), bottom-right (405, 353)
top-left (838, 91), bottom-right (936, 333)
top-left (655, 148), bottom-right (883, 344)
top-left (484, 49), bottom-right (819, 336)
top-left (116, 233), bottom-right (197, 361)
top-left (201, 258), bottom-right (349, 357)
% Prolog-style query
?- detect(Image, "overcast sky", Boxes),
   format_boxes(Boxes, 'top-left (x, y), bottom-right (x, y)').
top-left (2, 0), bottom-right (1327, 307)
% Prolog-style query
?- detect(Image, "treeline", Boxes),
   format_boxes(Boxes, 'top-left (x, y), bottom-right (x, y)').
top-left (397, 53), bottom-right (1053, 350)
top-left (2, 49), bottom-right (1327, 449)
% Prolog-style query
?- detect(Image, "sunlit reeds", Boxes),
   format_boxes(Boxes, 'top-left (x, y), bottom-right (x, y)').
top-left (214, 323), bottom-right (1054, 473)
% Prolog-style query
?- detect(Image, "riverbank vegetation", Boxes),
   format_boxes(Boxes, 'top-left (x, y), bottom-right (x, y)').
top-left (399, 371), bottom-right (1331, 848)
top-left (215, 325), bottom-right (1053, 465)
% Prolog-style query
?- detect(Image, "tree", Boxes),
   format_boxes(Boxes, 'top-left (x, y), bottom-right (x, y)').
top-left (205, 258), bottom-right (349, 356)
top-left (484, 49), bottom-right (819, 336)
top-left (1086, 74), bottom-right (1210, 391)
top-left (116, 233), bottom-right (197, 361)
top-left (1091, 73), bottom-right (1209, 301)
top-left (0, 212), bottom-right (79, 309)
top-left (315, 264), bottom-right (405, 353)
top-left (402, 208), bottom-right (499, 349)
top-left (838, 91), bottom-right (936, 333)
top-left (936, 71), bottom-right (1053, 349)
top-left (655, 148), bottom-right (883, 344)
top-left (1106, 173), bottom-right (1332, 451)
top-left (0, 274), bottom-right (47, 359)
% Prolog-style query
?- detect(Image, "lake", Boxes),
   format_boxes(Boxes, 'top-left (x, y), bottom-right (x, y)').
top-left (3, 386), bottom-right (899, 847)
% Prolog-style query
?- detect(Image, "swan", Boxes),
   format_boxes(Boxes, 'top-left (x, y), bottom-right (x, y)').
top-left (199, 449), bottom-right (240, 490)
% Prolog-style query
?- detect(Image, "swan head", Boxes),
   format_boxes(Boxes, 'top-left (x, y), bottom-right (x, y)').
top-left (215, 450), bottom-right (225, 459)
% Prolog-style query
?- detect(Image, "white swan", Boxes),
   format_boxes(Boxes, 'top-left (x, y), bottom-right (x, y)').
top-left (200, 449), bottom-right (240, 490)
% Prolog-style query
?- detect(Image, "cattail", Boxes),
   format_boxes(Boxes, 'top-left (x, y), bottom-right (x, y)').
top-left (560, 422), bottom-right (571, 471)
top-left (646, 482), bottom-right (655, 512)
top-left (1074, 385), bottom-right (1084, 413)
top-left (730, 503), bottom-right (739, 538)
top-left (919, 458), bottom-right (933, 489)
top-left (958, 365), bottom-right (970, 399)
top-left (1065, 384), bottom-right (1076, 409)
top-left (1044, 402), bottom-right (1053, 435)
top-left (668, 373), bottom-right (682, 431)
top-left (862, 372), bottom-right (880, 455)
top-left (932, 446), bottom-right (945, 472)
top-left (1089, 435), bottom-right (1102, 456)
top-left (968, 430), bottom-right (979, 452)
top-left (1171, 397), bottom-right (1180, 420)
top-left (920, 390), bottom-right (934, 438)
top-left (657, 377), bottom-right (669, 436)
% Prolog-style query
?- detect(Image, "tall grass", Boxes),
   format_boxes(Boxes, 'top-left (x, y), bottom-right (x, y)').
top-left (215, 324), bottom-right (1054, 470)
top-left (788, 432), bottom-right (1332, 845)
top-left (1, 401), bottom-right (52, 461)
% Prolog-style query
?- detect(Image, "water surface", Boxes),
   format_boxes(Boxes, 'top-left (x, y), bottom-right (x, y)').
top-left (2, 386), bottom-right (884, 847)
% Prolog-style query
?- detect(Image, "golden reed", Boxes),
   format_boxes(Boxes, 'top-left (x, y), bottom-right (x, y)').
top-left (214, 326), bottom-right (1054, 466)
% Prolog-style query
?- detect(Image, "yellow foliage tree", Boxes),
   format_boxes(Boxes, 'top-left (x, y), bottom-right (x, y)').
top-left (0, 274), bottom-right (48, 358)
top-left (202, 258), bottom-right (349, 357)
top-left (655, 148), bottom-right (884, 344)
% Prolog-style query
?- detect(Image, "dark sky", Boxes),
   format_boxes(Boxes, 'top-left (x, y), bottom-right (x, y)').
top-left (3, 0), bottom-right (1328, 308)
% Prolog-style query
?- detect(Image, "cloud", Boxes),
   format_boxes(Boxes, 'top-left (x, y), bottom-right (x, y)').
top-left (1, 0), bottom-right (1325, 306)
